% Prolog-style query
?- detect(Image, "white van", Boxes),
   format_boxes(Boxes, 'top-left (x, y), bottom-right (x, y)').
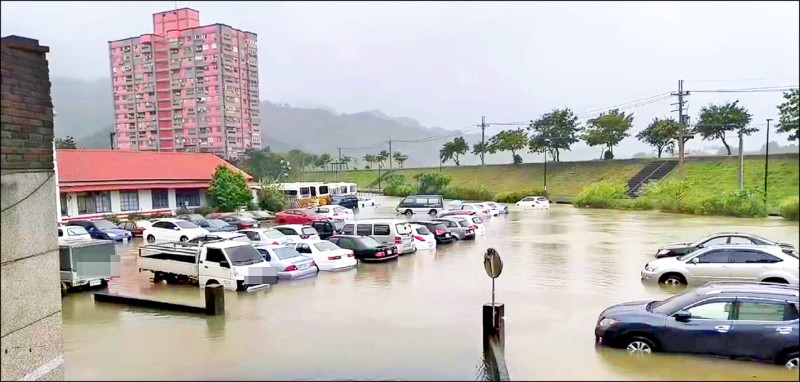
top-left (341, 218), bottom-right (415, 254)
top-left (396, 195), bottom-right (444, 216)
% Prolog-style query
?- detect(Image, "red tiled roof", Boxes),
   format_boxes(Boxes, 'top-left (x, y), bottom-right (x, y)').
top-left (56, 150), bottom-right (253, 183)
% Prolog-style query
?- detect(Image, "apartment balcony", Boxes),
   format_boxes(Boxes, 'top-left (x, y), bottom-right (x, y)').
top-left (140, 45), bottom-right (152, 53)
top-left (170, 60), bottom-right (181, 69)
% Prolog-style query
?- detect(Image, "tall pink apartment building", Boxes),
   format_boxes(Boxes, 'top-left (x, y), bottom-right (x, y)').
top-left (108, 8), bottom-right (261, 160)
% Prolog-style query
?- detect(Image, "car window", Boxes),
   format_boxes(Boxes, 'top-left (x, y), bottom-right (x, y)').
top-left (317, 208), bottom-right (329, 214)
top-left (275, 227), bottom-right (297, 236)
top-left (244, 231), bottom-right (260, 241)
top-left (729, 250), bottom-right (782, 264)
top-left (361, 236), bottom-right (383, 248)
top-left (357, 224), bottom-right (373, 236)
top-left (273, 246), bottom-right (302, 260)
top-left (205, 248), bottom-right (227, 263)
top-left (472, 217), bottom-right (483, 224)
top-left (58, 228), bottom-right (63, 237)
top-left (729, 236), bottom-right (755, 245)
top-left (696, 250), bottom-right (731, 264)
top-left (374, 224), bottom-right (391, 235)
top-left (296, 244), bottom-right (312, 254)
top-left (67, 227), bottom-right (88, 236)
top-left (402, 197), bottom-right (414, 204)
top-left (174, 221), bottom-right (198, 229)
top-left (651, 291), bottom-right (699, 314)
top-left (263, 230), bottom-right (285, 239)
top-left (736, 301), bottom-right (795, 321)
top-left (302, 227), bottom-right (319, 236)
top-left (337, 238), bottom-right (355, 250)
top-left (314, 241), bottom-right (340, 251)
top-left (256, 248), bottom-right (272, 261)
top-left (458, 220), bottom-right (471, 228)
top-left (152, 222), bottom-right (165, 229)
top-left (414, 225), bottom-right (431, 235)
top-left (163, 222), bottom-right (176, 229)
top-left (703, 237), bottom-right (729, 246)
top-left (342, 224), bottom-right (354, 235)
top-left (521, 197), bottom-right (536, 201)
top-left (395, 223), bottom-right (411, 235)
top-left (686, 301), bottom-right (733, 320)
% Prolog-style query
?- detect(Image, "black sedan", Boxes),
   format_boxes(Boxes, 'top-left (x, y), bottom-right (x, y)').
top-left (331, 195), bottom-right (359, 209)
top-left (655, 232), bottom-right (797, 258)
top-left (409, 220), bottom-right (456, 244)
top-left (310, 220), bottom-right (346, 240)
top-left (327, 235), bottom-right (398, 261)
top-left (595, 282), bottom-right (799, 369)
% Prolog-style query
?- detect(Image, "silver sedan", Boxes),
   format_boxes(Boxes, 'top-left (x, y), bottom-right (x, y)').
top-left (254, 244), bottom-right (318, 280)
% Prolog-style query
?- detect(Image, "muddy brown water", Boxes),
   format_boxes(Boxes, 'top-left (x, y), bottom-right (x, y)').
top-left (62, 196), bottom-right (800, 380)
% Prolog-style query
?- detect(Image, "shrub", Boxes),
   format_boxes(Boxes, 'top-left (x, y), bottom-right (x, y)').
top-left (779, 196), bottom-right (799, 221)
top-left (414, 172), bottom-right (452, 195)
top-left (638, 178), bottom-right (694, 213)
top-left (574, 181), bottom-right (627, 208)
top-left (385, 183), bottom-right (418, 197)
top-left (208, 165), bottom-right (254, 212)
top-left (258, 182), bottom-right (289, 212)
top-left (494, 189), bottom-right (547, 203)
top-left (697, 188), bottom-right (767, 218)
top-left (443, 185), bottom-right (492, 201)
top-left (193, 206), bottom-right (217, 216)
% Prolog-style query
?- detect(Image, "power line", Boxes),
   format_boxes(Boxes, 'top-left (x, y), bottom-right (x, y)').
top-left (685, 76), bottom-right (799, 83)
top-left (575, 92), bottom-right (672, 117)
top-left (688, 85), bottom-right (798, 93)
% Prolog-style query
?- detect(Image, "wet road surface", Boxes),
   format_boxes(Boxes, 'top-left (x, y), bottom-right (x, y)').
top-left (62, 196), bottom-right (800, 380)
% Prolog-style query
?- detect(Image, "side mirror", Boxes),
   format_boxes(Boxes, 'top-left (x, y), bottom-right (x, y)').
top-left (674, 310), bottom-right (692, 322)
top-left (696, 244), bottom-right (704, 249)
top-left (689, 257), bottom-right (699, 264)
top-left (219, 260), bottom-right (230, 268)
top-left (173, 227), bottom-right (180, 231)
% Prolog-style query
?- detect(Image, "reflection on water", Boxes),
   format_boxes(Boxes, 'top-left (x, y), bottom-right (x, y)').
top-left (62, 196), bottom-right (799, 380)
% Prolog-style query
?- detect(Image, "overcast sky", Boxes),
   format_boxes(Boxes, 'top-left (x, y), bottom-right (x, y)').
top-left (2, 1), bottom-right (798, 157)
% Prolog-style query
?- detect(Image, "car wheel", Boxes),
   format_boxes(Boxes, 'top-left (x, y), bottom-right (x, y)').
top-left (659, 273), bottom-right (686, 287)
top-left (429, 209), bottom-right (437, 215)
top-left (625, 336), bottom-right (656, 356)
top-left (179, 236), bottom-right (188, 242)
top-left (782, 351), bottom-right (799, 371)
top-left (762, 278), bottom-right (788, 284)
top-left (147, 235), bottom-right (156, 243)
top-left (60, 281), bottom-right (68, 297)
top-left (404, 209), bottom-right (413, 216)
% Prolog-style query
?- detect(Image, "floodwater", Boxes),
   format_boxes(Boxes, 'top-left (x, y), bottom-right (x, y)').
top-left (61, 196), bottom-right (800, 380)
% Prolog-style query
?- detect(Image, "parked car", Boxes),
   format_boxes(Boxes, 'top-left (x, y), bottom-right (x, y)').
top-left (248, 210), bottom-right (275, 220)
top-left (331, 195), bottom-right (359, 209)
top-left (253, 244), bottom-right (318, 280)
top-left (340, 219), bottom-right (415, 255)
top-left (328, 235), bottom-right (399, 262)
top-left (442, 203), bottom-right (491, 219)
top-left (468, 215), bottom-right (487, 236)
top-left (186, 232), bottom-right (252, 245)
top-left (312, 205), bottom-right (354, 222)
top-left (205, 212), bottom-right (235, 219)
top-left (396, 194), bottom-right (444, 216)
top-left (358, 197), bottom-right (376, 208)
top-left (309, 220), bottom-right (346, 240)
top-left (176, 213), bottom-right (206, 223)
top-left (409, 220), bottom-right (456, 244)
top-left (196, 218), bottom-right (237, 233)
top-left (143, 218), bottom-right (209, 243)
top-left (220, 215), bottom-right (257, 230)
top-left (272, 224), bottom-right (321, 241)
top-left (410, 224), bottom-right (436, 250)
top-left (275, 209), bottom-right (329, 225)
top-left (484, 202), bottom-right (508, 214)
top-left (288, 239), bottom-right (357, 271)
top-left (516, 196), bottom-right (550, 209)
top-left (237, 228), bottom-right (293, 246)
top-left (67, 219), bottom-right (133, 241)
top-left (595, 282), bottom-right (799, 370)
top-left (57, 225), bottom-right (93, 244)
top-left (117, 220), bottom-right (152, 237)
top-left (641, 244), bottom-right (800, 287)
top-left (655, 232), bottom-right (798, 259)
top-left (432, 217), bottom-right (475, 240)
top-left (235, 211), bottom-right (263, 221)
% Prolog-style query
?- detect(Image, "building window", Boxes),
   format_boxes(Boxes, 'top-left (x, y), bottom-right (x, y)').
top-left (60, 194), bottom-right (68, 216)
top-left (76, 192), bottom-right (112, 214)
top-left (120, 191), bottom-right (139, 211)
top-left (151, 189), bottom-right (169, 209)
top-left (176, 189), bottom-right (201, 208)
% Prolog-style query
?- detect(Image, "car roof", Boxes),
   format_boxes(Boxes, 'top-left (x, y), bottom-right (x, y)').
top-left (699, 243), bottom-right (783, 251)
top-left (208, 240), bottom-right (253, 249)
top-left (332, 235), bottom-right (368, 240)
top-left (350, 218), bottom-right (408, 223)
top-left (696, 282), bottom-right (799, 300)
top-left (152, 218), bottom-right (184, 222)
top-left (272, 224), bottom-right (310, 229)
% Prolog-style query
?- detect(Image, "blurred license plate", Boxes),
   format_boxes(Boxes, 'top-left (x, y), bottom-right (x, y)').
top-left (300, 263), bottom-right (309, 270)
top-left (89, 279), bottom-right (101, 287)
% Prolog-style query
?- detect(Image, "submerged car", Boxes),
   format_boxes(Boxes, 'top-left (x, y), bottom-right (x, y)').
top-left (655, 232), bottom-right (798, 258)
top-left (197, 218), bottom-right (237, 233)
top-left (327, 235), bottom-right (399, 262)
top-left (254, 244), bottom-right (318, 280)
top-left (641, 244), bottom-right (799, 287)
top-left (288, 239), bottom-right (357, 271)
top-left (67, 219), bottom-right (132, 241)
top-left (516, 196), bottom-right (550, 209)
top-left (595, 282), bottom-right (799, 370)
top-left (117, 220), bottom-right (152, 237)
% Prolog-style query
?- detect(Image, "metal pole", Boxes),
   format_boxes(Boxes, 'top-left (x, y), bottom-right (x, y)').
top-left (439, 150), bottom-right (443, 173)
top-left (388, 136), bottom-right (393, 170)
top-left (765, 119), bottom-right (772, 206)
top-left (481, 116), bottom-right (486, 166)
top-left (738, 133), bottom-right (744, 189)
top-left (543, 149), bottom-right (547, 191)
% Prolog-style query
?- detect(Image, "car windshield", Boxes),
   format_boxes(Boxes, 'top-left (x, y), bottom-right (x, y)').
top-left (207, 219), bottom-right (229, 227)
top-left (458, 220), bottom-right (471, 228)
top-left (175, 221), bottom-right (199, 229)
top-left (472, 217), bottom-right (483, 224)
top-left (263, 230), bottom-right (286, 239)
top-left (238, 212), bottom-right (255, 218)
top-left (395, 223), bottom-right (412, 235)
top-left (333, 221), bottom-right (346, 231)
top-left (67, 226), bottom-right (89, 236)
top-left (231, 235), bottom-right (251, 243)
top-left (302, 227), bottom-right (318, 236)
top-left (676, 251), bottom-right (699, 261)
top-left (314, 241), bottom-right (340, 251)
top-left (93, 220), bottom-right (118, 229)
top-left (650, 290), bottom-right (699, 314)
top-left (273, 246), bottom-right (302, 260)
top-left (414, 225), bottom-right (432, 235)
top-left (360, 236), bottom-right (383, 248)
top-left (225, 245), bottom-right (265, 266)
top-left (433, 224), bottom-right (448, 232)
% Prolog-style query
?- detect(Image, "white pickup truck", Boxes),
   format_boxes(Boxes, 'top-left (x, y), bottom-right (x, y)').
top-left (138, 240), bottom-right (277, 291)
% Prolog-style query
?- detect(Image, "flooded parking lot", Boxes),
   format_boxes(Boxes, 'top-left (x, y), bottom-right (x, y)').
top-left (62, 196), bottom-right (799, 380)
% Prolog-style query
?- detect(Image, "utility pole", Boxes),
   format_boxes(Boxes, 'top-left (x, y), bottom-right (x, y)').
top-left (764, 118), bottom-right (772, 205)
top-left (481, 116), bottom-right (486, 166)
top-left (738, 133), bottom-right (744, 189)
top-left (671, 80), bottom-right (690, 164)
top-left (387, 135), bottom-right (393, 170)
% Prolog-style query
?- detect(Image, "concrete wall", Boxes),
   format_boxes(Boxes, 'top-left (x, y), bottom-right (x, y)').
top-left (1, 35), bottom-right (64, 380)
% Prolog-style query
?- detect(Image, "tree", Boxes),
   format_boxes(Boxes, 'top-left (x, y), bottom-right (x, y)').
top-left (376, 150), bottom-right (390, 168)
top-left (489, 129), bottom-right (528, 164)
top-left (695, 100), bottom-right (755, 155)
top-left (776, 89), bottom-right (799, 141)
top-left (393, 152), bottom-right (409, 168)
top-left (363, 154), bottom-right (376, 169)
top-left (240, 148), bottom-right (290, 182)
top-left (258, 181), bottom-right (289, 212)
top-left (208, 165), bottom-right (253, 212)
top-left (55, 136), bottom-right (77, 149)
top-left (316, 153), bottom-right (333, 172)
top-left (636, 117), bottom-right (682, 158)
top-left (471, 142), bottom-right (496, 158)
top-left (528, 108), bottom-right (580, 162)
top-left (440, 137), bottom-right (468, 166)
top-left (583, 109), bottom-right (633, 159)
top-left (341, 156), bottom-right (352, 170)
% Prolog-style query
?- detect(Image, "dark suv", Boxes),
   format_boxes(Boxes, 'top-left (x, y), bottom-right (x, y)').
top-left (331, 195), bottom-right (358, 209)
top-left (595, 282), bottom-right (799, 370)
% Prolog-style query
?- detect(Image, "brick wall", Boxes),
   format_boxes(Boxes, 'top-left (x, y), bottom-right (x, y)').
top-left (1, 35), bottom-right (54, 171)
